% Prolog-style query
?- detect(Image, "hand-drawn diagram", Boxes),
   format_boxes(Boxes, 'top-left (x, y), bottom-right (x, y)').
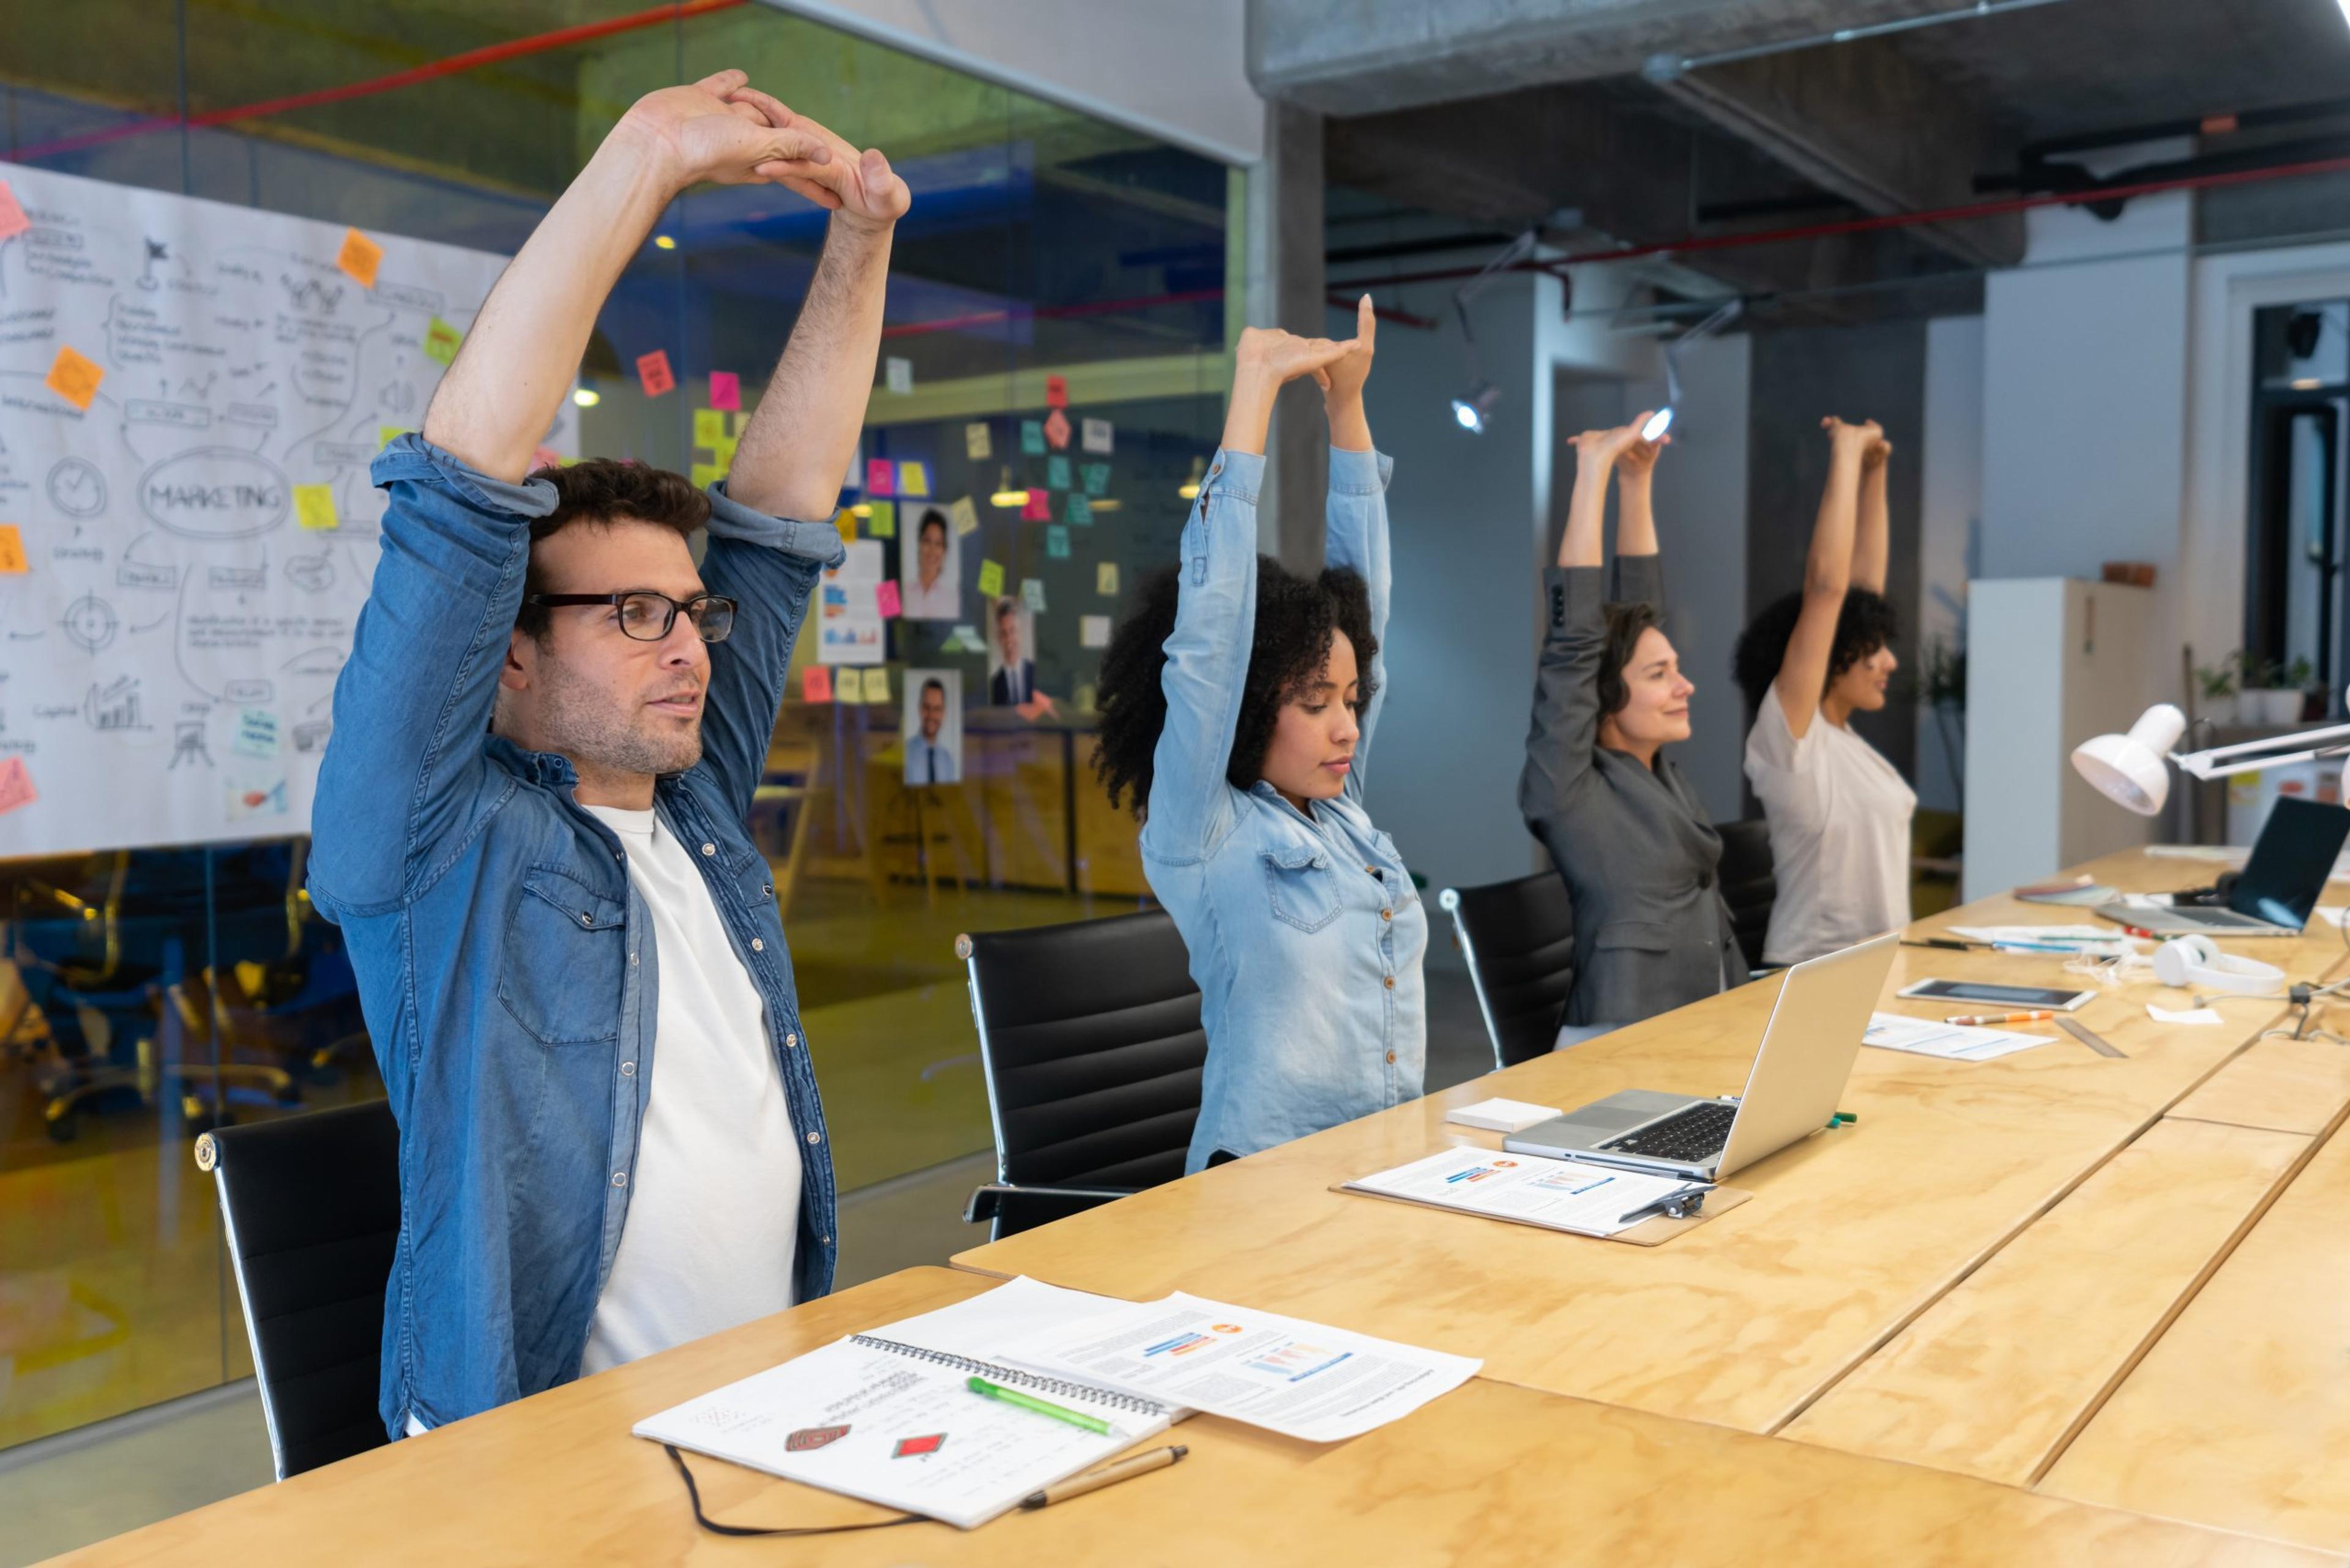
top-left (0, 164), bottom-right (568, 855)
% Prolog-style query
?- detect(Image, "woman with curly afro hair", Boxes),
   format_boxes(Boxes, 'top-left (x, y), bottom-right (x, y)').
top-left (1733, 416), bottom-right (1914, 965)
top-left (1094, 298), bottom-right (1425, 1173)
top-left (1521, 416), bottom-right (1746, 1045)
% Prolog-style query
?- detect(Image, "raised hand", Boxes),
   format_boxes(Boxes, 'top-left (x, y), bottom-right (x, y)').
top-left (1613, 413), bottom-right (1671, 480)
top-left (1235, 325), bottom-right (1361, 387)
top-left (1322, 296), bottom-right (1377, 405)
top-left (720, 86), bottom-right (911, 230)
top-left (1569, 419), bottom-right (1655, 476)
top-left (614, 70), bottom-right (834, 192)
top-left (1821, 415), bottom-right (1885, 458)
top-left (1862, 430), bottom-right (1893, 471)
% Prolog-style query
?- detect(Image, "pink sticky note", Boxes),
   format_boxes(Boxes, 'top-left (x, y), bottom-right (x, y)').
top-left (530, 445), bottom-right (562, 472)
top-left (802, 666), bottom-right (834, 703)
top-left (1021, 488), bottom-right (1050, 521)
top-left (1045, 373), bottom-right (1068, 409)
top-left (636, 350), bottom-right (675, 397)
top-left (0, 181), bottom-right (28, 242)
top-left (1043, 408), bottom-right (1071, 450)
top-left (708, 371), bottom-right (741, 412)
top-left (865, 458), bottom-right (895, 497)
top-left (0, 755), bottom-right (34, 816)
top-left (876, 580), bottom-right (902, 619)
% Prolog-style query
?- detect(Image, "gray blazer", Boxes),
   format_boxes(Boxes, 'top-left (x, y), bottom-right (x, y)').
top-left (1520, 554), bottom-right (1743, 1029)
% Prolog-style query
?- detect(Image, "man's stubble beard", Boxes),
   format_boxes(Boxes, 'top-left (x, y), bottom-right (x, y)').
top-left (537, 657), bottom-right (703, 778)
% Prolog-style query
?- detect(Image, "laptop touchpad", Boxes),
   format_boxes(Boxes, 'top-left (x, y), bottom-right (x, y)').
top-left (1565, 1089), bottom-right (1691, 1132)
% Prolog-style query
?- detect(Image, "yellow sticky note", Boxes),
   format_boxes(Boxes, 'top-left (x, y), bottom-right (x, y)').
top-left (977, 559), bottom-right (1005, 598)
top-left (45, 345), bottom-right (103, 411)
top-left (0, 524), bottom-right (26, 575)
top-left (421, 316), bottom-right (461, 366)
top-left (867, 500), bottom-right (896, 538)
top-left (1097, 562), bottom-right (1120, 596)
top-left (860, 666), bottom-right (889, 704)
top-left (693, 408), bottom-right (726, 447)
top-left (834, 667), bottom-right (864, 703)
top-left (835, 509), bottom-right (859, 543)
top-left (710, 435), bottom-right (738, 468)
top-left (378, 425), bottom-right (410, 450)
top-left (293, 485), bottom-right (339, 531)
top-left (898, 460), bottom-right (930, 498)
top-left (949, 496), bottom-right (979, 536)
top-left (337, 227), bottom-right (383, 288)
top-left (690, 462), bottom-right (722, 490)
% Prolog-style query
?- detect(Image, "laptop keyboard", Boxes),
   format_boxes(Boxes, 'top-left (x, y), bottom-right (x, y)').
top-left (1597, 1101), bottom-right (1737, 1164)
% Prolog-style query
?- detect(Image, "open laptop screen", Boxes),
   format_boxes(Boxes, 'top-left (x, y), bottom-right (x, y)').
top-left (2232, 796), bottom-right (2350, 929)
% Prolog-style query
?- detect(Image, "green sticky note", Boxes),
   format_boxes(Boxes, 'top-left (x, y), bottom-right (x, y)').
top-left (1065, 492), bottom-right (1092, 526)
top-left (1021, 419), bottom-right (1045, 455)
top-left (693, 408), bottom-right (726, 447)
top-left (1045, 526), bottom-right (1070, 559)
top-left (378, 425), bottom-right (409, 450)
top-left (978, 559), bottom-right (1005, 597)
top-left (1081, 462), bottom-right (1110, 497)
top-left (422, 316), bottom-right (462, 366)
top-left (690, 462), bottom-right (722, 490)
top-left (1046, 455), bottom-right (1071, 490)
top-left (1021, 577), bottom-right (1048, 613)
top-left (867, 499), bottom-right (897, 538)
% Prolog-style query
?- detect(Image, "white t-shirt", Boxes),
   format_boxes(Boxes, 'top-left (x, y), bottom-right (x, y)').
top-left (1744, 684), bottom-right (1917, 966)
top-left (576, 804), bottom-right (802, 1376)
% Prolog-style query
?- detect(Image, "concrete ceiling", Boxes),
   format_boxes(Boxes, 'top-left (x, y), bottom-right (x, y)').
top-left (1267, 0), bottom-right (2350, 320)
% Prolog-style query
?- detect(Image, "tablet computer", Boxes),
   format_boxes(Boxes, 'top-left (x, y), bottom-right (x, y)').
top-left (1894, 978), bottom-right (2095, 1011)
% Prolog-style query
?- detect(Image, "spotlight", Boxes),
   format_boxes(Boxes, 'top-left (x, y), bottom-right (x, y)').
top-left (652, 234), bottom-right (677, 251)
top-left (572, 387), bottom-right (600, 408)
top-left (1641, 408), bottom-right (1674, 441)
top-left (1177, 455), bottom-right (1206, 500)
top-left (990, 465), bottom-right (1027, 508)
top-left (1452, 384), bottom-right (1500, 435)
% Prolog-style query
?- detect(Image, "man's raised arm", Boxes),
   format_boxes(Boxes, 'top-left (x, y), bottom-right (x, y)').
top-left (423, 71), bottom-right (840, 482)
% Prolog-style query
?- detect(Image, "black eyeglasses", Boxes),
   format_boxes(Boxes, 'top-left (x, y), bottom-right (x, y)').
top-left (524, 591), bottom-right (737, 643)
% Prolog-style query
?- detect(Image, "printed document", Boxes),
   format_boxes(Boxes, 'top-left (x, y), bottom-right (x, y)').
top-left (1343, 1144), bottom-right (1699, 1238)
top-left (1865, 1012), bottom-right (2050, 1061)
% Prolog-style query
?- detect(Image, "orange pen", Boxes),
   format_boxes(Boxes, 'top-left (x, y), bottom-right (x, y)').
top-left (1945, 1009), bottom-right (2056, 1026)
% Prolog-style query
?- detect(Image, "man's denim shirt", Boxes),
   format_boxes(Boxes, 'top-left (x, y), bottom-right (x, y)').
top-left (308, 436), bottom-right (846, 1439)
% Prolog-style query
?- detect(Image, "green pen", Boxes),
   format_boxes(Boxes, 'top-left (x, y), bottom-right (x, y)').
top-left (966, 1375), bottom-right (1112, 1435)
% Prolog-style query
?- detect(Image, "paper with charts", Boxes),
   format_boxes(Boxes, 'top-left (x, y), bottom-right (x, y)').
top-left (0, 165), bottom-right (563, 855)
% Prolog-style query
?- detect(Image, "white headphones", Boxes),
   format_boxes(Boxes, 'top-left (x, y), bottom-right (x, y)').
top-left (2152, 935), bottom-right (2287, 998)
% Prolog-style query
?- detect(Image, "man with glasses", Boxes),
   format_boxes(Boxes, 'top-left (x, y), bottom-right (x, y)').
top-left (308, 71), bottom-right (908, 1439)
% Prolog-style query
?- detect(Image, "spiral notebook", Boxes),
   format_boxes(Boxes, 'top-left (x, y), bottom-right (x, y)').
top-left (632, 1280), bottom-right (1175, 1531)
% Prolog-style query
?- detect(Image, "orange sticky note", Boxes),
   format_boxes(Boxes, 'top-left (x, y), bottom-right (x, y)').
top-left (1045, 373), bottom-right (1068, 409)
top-left (802, 665), bottom-right (833, 703)
top-left (46, 345), bottom-right (103, 411)
top-left (0, 525), bottom-right (24, 575)
top-left (636, 349), bottom-right (675, 397)
top-left (0, 180), bottom-right (28, 242)
top-left (336, 227), bottom-right (383, 288)
top-left (0, 755), bottom-right (34, 817)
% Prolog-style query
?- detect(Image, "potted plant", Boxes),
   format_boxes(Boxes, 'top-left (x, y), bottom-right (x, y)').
top-left (2196, 657), bottom-right (2239, 726)
top-left (2238, 651), bottom-right (2305, 726)
top-left (2286, 655), bottom-right (2321, 723)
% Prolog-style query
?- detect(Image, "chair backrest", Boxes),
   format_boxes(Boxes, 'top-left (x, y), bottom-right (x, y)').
top-left (1714, 818), bottom-right (1778, 972)
top-left (957, 909), bottom-right (1205, 1192)
top-left (1438, 870), bottom-right (1576, 1070)
top-left (195, 1099), bottom-right (399, 1480)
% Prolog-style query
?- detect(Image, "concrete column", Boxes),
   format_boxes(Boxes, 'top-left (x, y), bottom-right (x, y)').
top-left (1239, 101), bottom-right (1326, 569)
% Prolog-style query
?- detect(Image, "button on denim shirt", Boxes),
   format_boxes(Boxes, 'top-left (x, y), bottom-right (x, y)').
top-left (1141, 446), bottom-right (1427, 1173)
top-left (308, 436), bottom-right (845, 1439)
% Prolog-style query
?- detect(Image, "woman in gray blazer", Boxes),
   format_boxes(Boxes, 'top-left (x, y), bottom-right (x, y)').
top-left (1520, 415), bottom-right (1744, 1045)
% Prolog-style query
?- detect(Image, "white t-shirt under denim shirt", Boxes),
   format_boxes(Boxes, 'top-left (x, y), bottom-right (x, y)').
top-left (1744, 684), bottom-right (1916, 966)
top-left (406, 803), bottom-right (800, 1438)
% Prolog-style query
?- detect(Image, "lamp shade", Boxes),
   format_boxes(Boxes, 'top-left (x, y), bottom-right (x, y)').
top-left (2070, 703), bottom-right (2187, 816)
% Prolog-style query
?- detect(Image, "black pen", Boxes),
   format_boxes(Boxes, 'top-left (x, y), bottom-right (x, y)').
top-left (1619, 1184), bottom-right (1709, 1224)
top-left (1901, 937), bottom-right (1981, 952)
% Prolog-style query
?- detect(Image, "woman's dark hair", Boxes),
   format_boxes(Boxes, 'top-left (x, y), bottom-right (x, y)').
top-left (917, 507), bottom-right (947, 543)
top-left (515, 458), bottom-right (709, 642)
top-left (1732, 588), bottom-right (1899, 711)
top-left (1597, 602), bottom-right (1664, 719)
top-left (1094, 558), bottom-right (1379, 819)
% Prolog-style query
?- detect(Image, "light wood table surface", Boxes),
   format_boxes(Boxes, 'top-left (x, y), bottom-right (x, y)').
top-left (47, 1266), bottom-right (2341, 1567)
top-left (953, 850), bottom-right (2344, 1439)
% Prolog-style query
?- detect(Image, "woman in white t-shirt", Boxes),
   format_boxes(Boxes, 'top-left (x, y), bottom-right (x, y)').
top-left (1733, 416), bottom-right (1915, 966)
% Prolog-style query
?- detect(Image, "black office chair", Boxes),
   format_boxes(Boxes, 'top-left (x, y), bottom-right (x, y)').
top-left (195, 1099), bottom-right (400, 1480)
top-left (955, 909), bottom-right (1206, 1240)
top-left (1438, 870), bottom-right (1576, 1070)
top-left (1714, 818), bottom-right (1778, 974)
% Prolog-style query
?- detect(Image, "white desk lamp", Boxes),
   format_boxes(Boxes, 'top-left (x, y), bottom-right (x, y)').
top-left (2072, 697), bottom-right (2350, 815)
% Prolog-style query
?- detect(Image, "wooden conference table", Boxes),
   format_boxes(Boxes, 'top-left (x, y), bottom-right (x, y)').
top-left (51, 848), bottom-right (2350, 1563)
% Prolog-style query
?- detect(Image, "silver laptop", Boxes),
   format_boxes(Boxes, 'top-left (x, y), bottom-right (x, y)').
top-left (2093, 795), bottom-right (2350, 939)
top-left (1502, 933), bottom-right (1898, 1182)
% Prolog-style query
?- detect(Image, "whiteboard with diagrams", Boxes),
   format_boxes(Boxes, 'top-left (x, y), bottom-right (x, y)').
top-left (0, 164), bottom-right (564, 857)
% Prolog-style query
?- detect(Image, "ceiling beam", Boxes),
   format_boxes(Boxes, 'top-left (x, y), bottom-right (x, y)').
top-left (1644, 35), bottom-right (2023, 269)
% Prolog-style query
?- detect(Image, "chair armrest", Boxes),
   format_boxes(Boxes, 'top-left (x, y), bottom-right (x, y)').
top-left (963, 1182), bottom-right (1139, 1227)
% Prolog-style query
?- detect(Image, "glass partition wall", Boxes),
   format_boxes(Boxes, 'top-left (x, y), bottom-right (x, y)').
top-left (0, 1), bottom-right (1234, 1451)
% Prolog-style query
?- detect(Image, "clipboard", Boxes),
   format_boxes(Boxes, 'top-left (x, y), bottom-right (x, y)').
top-left (1331, 1179), bottom-right (1754, 1247)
